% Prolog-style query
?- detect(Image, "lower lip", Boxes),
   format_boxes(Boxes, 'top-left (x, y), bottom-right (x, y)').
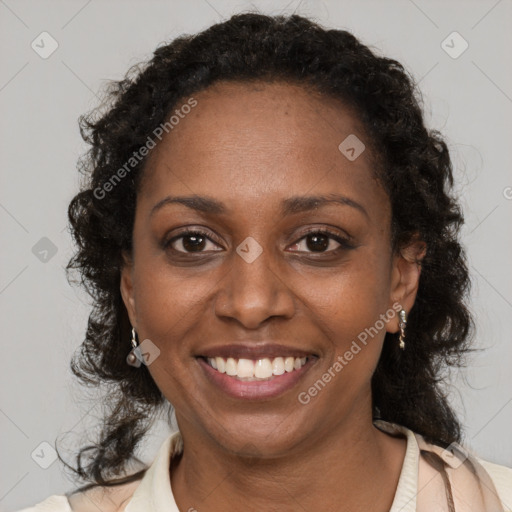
top-left (197, 357), bottom-right (316, 400)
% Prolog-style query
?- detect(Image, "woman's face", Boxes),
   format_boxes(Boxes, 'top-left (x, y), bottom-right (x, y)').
top-left (121, 81), bottom-right (422, 456)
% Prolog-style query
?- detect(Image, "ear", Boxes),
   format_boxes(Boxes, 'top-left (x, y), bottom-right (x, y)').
top-left (385, 234), bottom-right (427, 333)
top-left (120, 250), bottom-right (137, 329)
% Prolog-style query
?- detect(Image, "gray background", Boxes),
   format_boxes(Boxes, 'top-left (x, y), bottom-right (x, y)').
top-left (1, 0), bottom-right (511, 510)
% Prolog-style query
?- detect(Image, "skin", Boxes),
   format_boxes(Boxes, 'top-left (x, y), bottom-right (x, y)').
top-left (120, 81), bottom-right (426, 512)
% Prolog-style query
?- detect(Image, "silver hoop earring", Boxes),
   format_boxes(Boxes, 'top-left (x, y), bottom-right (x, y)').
top-left (398, 309), bottom-right (407, 350)
top-left (126, 327), bottom-right (141, 367)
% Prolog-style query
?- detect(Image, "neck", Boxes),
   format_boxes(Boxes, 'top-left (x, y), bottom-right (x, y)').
top-left (170, 404), bottom-right (406, 512)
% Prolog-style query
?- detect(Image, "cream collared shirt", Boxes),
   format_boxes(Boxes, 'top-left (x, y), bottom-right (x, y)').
top-left (16, 421), bottom-right (512, 511)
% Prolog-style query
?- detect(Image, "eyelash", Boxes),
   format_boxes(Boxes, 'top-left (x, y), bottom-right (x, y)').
top-left (164, 227), bottom-right (355, 255)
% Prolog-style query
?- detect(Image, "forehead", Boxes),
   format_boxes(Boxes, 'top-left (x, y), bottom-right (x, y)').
top-left (138, 80), bottom-right (388, 221)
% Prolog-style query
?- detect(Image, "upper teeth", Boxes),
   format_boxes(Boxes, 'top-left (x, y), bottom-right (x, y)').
top-left (206, 356), bottom-right (308, 379)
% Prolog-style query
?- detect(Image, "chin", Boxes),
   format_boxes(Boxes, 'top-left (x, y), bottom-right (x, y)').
top-left (203, 413), bottom-right (314, 459)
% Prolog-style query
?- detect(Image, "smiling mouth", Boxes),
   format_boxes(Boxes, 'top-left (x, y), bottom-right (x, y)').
top-left (198, 356), bottom-right (311, 381)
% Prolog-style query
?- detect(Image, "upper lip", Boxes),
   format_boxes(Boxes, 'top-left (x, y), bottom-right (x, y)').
top-left (198, 343), bottom-right (316, 360)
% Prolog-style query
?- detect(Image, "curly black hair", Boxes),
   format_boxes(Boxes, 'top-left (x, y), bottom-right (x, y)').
top-left (59, 12), bottom-right (474, 490)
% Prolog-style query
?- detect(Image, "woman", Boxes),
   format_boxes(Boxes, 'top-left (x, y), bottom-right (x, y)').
top-left (17, 12), bottom-right (512, 512)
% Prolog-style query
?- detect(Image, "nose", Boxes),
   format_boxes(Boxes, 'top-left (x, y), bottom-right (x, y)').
top-left (214, 245), bottom-right (295, 329)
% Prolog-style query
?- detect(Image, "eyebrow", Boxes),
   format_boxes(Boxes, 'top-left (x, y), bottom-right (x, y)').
top-left (150, 193), bottom-right (369, 219)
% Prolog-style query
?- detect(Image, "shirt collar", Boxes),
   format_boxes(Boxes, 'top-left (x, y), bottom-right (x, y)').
top-left (125, 420), bottom-right (419, 512)
top-left (374, 419), bottom-right (420, 512)
top-left (125, 431), bottom-right (183, 512)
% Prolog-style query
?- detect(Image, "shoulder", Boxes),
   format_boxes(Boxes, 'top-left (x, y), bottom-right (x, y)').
top-left (477, 457), bottom-right (512, 510)
top-left (66, 478), bottom-right (143, 512)
top-left (13, 495), bottom-right (72, 511)
top-left (406, 424), bottom-right (512, 510)
top-left (15, 477), bottom-right (144, 512)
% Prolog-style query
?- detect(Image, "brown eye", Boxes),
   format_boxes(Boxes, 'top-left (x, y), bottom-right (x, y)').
top-left (166, 230), bottom-right (222, 254)
top-left (304, 233), bottom-right (330, 252)
top-left (288, 229), bottom-right (354, 254)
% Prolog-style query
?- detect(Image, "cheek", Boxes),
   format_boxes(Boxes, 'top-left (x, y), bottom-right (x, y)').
top-left (306, 249), bottom-right (392, 384)
top-left (129, 257), bottom-right (214, 404)
top-left (308, 251), bottom-right (391, 335)
top-left (133, 256), bottom-right (212, 340)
